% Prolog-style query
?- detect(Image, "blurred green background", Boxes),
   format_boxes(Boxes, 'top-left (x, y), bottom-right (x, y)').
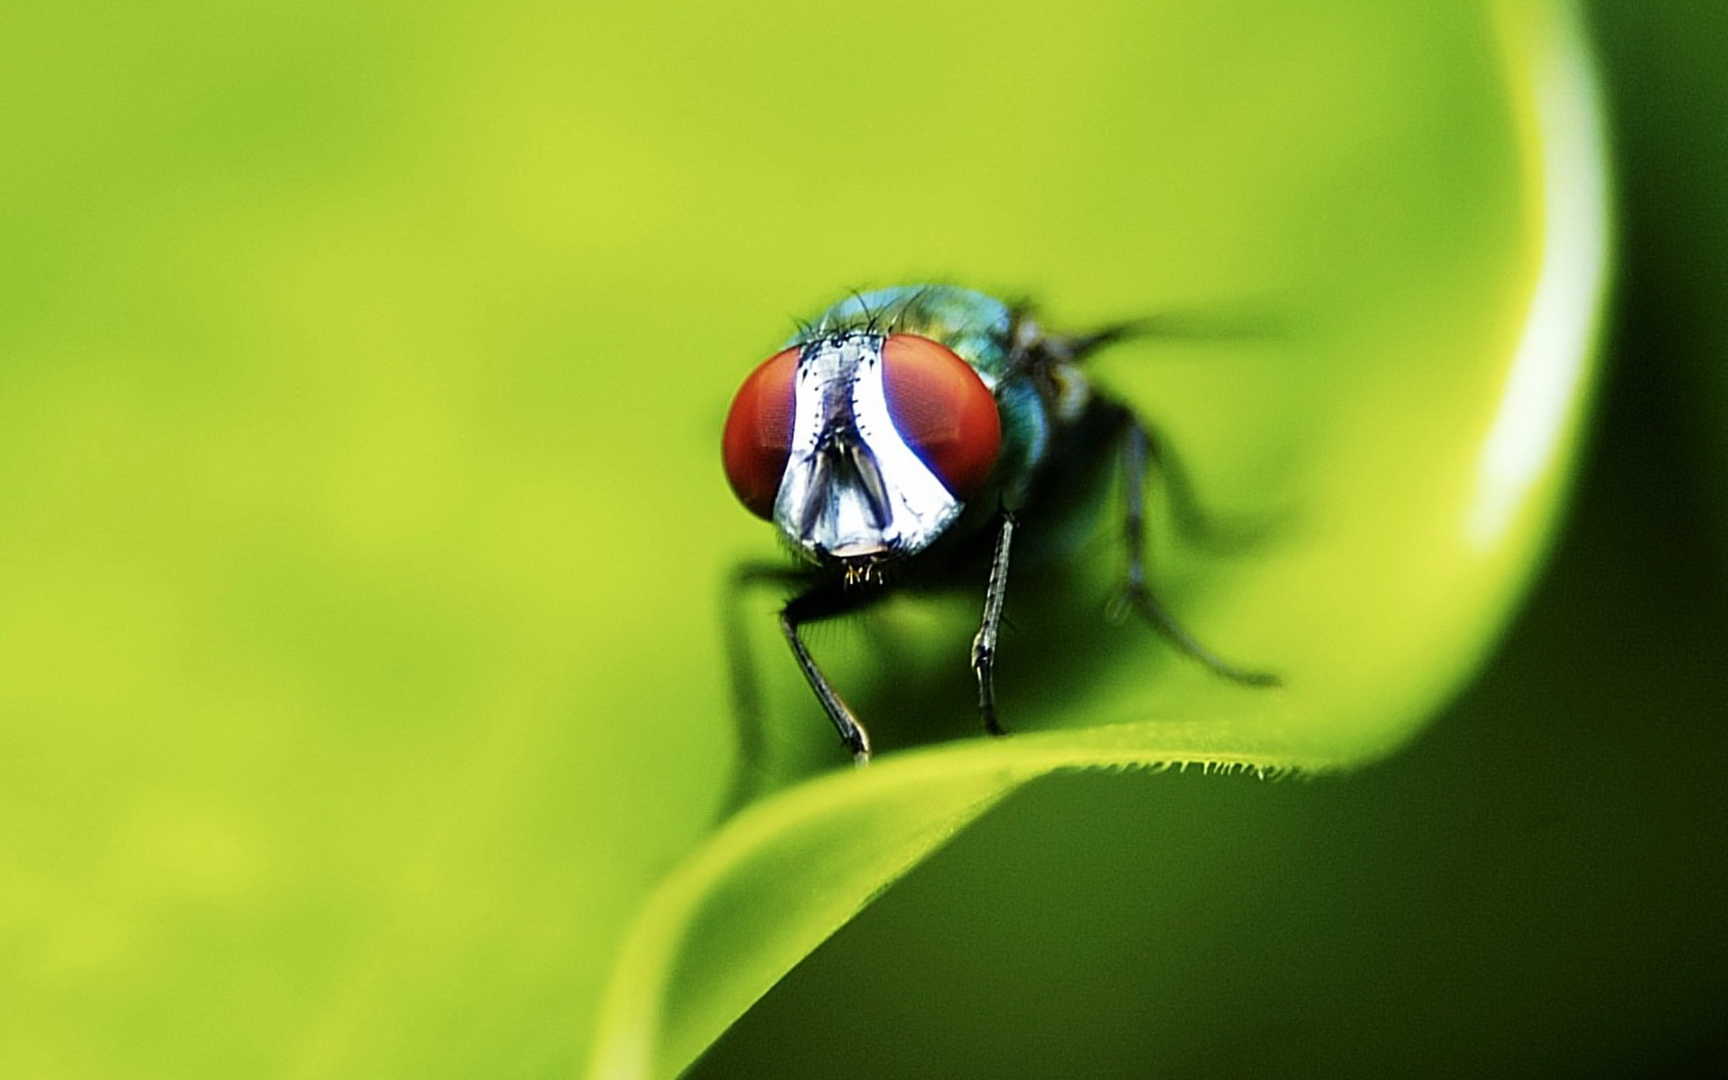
top-left (0, 2), bottom-right (1721, 1077)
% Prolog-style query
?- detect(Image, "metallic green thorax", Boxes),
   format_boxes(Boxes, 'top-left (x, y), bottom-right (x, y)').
top-left (793, 285), bottom-right (1088, 531)
top-left (795, 285), bottom-right (1015, 380)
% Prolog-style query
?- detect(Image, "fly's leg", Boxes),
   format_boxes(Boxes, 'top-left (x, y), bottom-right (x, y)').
top-left (725, 563), bottom-right (814, 733)
top-left (970, 512), bottom-right (1017, 737)
top-left (1042, 320), bottom-right (1268, 550)
top-left (781, 581), bottom-right (878, 763)
top-left (720, 562), bottom-right (824, 816)
top-left (1116, 411), bottom-right (1280, 687)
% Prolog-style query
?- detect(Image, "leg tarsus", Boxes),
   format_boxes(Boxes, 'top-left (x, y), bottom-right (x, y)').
top-left (1114, 581), bottom-right (1280, 687)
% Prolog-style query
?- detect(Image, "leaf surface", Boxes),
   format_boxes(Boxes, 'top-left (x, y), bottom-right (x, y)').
top-left (588, 3), bottom-right (1608, 1076)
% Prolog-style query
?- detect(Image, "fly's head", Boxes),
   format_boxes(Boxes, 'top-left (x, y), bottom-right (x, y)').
top-left (723, 330), bottom-right (1001, 575)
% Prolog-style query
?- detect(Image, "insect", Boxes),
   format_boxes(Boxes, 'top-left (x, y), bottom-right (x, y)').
top-left (721, 285), bottom-right (1274, 763)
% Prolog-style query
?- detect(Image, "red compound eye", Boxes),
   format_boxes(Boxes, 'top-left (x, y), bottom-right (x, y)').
top-left (722, 346), bottom-right (800, 519)
top-left (881, 334), bottom-right (1001, 499)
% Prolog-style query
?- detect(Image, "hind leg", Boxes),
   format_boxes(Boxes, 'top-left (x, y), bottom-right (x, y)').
top-left (1114, 408), bottom-right (1279, 687)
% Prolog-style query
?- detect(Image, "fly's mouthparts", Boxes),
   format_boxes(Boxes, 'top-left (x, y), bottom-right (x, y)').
top-left (840, 557), bottom-right (889, 588)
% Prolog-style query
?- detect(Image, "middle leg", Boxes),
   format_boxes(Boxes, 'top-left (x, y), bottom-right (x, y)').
top-left (970, 512), bottom-right (1017, 737)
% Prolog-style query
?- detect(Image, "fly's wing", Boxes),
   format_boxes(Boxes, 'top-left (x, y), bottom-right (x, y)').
top-left (1030, 303), bottom-right (1290, 364)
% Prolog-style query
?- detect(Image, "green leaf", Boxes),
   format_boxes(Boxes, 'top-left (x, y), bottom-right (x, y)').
top-left (588, 2), bottom-right (1607, 1076)
top-left (0, 1), bottom-right (1602, 1077)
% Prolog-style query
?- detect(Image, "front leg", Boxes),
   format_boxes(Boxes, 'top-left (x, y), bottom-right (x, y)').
top-left (970, 512), bottom-right (1017, 737)
top-left (781, 581), bottom-right (881, 763)
top-left (719, 562), bottom-right (820, 815)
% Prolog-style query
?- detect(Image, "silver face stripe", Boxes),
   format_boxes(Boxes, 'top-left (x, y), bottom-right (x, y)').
top-left (773, 335), bottom-right (962, 561)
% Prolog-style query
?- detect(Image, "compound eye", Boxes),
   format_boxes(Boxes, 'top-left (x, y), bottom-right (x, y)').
top-left (880, 334), bottom-right (1001, 500)
top-left (722, 346), bottom-right (800, 519)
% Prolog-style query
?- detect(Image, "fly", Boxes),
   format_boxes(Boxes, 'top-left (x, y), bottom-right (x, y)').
top-left (721, 285), bottom-right (1275, 763)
